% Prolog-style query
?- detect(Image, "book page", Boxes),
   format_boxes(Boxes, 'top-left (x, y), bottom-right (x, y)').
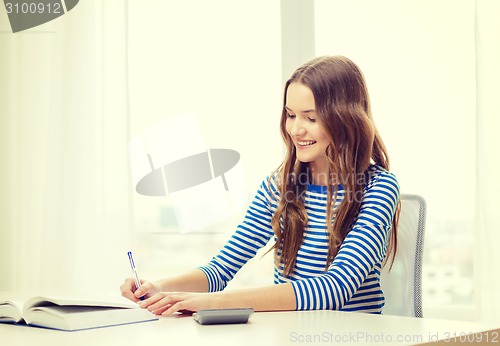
top-left (23, 293), bottom-right (140, 313)
top-left (0, 291), bottom-right (33, 322)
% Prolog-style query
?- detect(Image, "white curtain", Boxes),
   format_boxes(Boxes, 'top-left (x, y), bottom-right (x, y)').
top-left (0, 1), bottom-right (132, 293)
top-left (475, 0), bottom-right (500, 324)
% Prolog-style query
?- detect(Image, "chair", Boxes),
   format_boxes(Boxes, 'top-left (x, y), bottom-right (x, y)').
top-left (380, 194), bottom-right (426, 318)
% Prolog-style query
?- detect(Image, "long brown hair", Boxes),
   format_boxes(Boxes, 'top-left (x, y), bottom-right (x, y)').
top-left (270, 56), bottom-right (399, 276)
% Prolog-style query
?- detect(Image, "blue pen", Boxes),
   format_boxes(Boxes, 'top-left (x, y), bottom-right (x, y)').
top-left (127, 251), bottom-right (145, 301)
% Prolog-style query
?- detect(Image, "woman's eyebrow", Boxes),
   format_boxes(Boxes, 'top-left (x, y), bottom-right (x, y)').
top-left (285, 106), bottom-right (316, 114)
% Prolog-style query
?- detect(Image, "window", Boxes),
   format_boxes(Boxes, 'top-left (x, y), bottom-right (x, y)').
top-left (128, 0), bottom-right (282, 284)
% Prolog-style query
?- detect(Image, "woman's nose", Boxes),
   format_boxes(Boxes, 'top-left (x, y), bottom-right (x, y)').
top-left (290, 120), bottom-right (307, 137)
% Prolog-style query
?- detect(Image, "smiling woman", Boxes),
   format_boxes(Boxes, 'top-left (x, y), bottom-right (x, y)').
top-left (272, 55), bottom-right (398, 281)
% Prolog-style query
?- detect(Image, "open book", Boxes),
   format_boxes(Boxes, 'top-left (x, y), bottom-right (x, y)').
top-left (0, 292), bottom-right (158, 331)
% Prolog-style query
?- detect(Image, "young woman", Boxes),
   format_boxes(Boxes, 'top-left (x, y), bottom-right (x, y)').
top-left (120, 55), bottom-right (400, 315)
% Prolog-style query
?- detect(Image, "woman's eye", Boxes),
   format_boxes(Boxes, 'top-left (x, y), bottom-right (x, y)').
top-left (287, 113), bottom-right (296, 119)
top-left (308, 117), bottom-right (316, 123)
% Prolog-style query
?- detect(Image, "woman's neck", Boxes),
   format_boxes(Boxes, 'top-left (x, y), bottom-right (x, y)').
top-left (309, 158), bottom-right (330, 186)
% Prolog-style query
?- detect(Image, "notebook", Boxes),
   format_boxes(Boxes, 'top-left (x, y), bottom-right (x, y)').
top-left (0, 292), bottom-right (158, 331)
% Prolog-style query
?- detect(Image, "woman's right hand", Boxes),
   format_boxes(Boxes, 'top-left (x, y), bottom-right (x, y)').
top-left (120, 278), bottom-right (161, 303)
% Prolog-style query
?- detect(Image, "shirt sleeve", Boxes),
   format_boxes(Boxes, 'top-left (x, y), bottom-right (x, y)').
top-left (291, 171), bottom-right (400, 310)
top-left (198, 177), bottom-right (277, 292)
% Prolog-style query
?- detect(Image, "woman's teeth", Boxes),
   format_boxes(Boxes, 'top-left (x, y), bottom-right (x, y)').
top-left (297, 140), bottom-right (316, 146)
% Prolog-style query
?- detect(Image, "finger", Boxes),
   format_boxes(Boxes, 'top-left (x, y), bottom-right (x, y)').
top-left (122, 290), bottom-right (140, 303)
top-left (120, 277), bottom-right (135, 291)
top-left (140, 292), bottom-right (168, 309)
top-left (151, 304), bottom-right (172, 316)
top-left (120, 278), bottom-right (141, 302)
top-left (162, 300), bottom-right (190, 317)
top-left (134, 280), bottom-right (152, 299)
top-left (144, 294), bottom-right (177, 312)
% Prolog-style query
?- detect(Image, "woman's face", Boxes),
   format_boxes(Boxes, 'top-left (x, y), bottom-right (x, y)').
top-left (285, 82), bottom-right (330, 176)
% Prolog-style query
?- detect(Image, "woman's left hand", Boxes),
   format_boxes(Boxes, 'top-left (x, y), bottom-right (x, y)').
top-left (139, 291), bottom-right (223, 316)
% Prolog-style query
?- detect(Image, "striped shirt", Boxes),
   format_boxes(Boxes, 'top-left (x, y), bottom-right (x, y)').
top-left (198, 164), bottom-right (400, 313)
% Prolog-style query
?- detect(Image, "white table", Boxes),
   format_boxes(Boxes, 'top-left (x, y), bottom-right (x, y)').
top-left (1, 310), bottom-right (498, 345)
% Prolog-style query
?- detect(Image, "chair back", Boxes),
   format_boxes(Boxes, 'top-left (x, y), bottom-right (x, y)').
top-left (380, 194), bottom-right (426, 317)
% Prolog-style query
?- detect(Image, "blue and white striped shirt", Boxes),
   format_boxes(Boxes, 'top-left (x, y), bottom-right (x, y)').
top-left (199, 164), bottom-right (400, 313)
